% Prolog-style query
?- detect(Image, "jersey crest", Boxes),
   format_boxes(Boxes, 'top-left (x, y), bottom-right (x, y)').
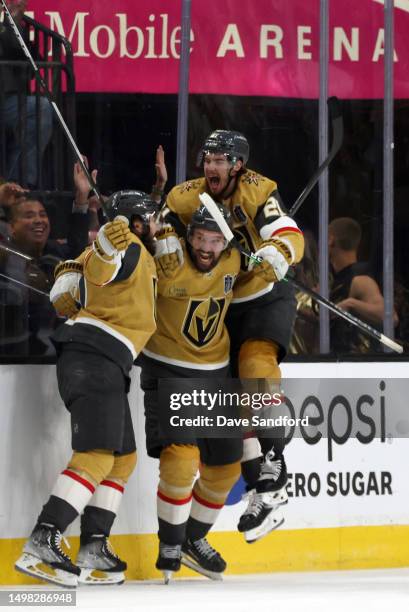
top-left (182, 297), bottom-right (226, 348)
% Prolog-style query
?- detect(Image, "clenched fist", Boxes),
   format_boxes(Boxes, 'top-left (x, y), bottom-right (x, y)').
top-left (95, 218), bottom-right (132, 257)
top-left (154, 225), bottom-right (183, 278)
top-left (248, 241), bottom-right (289, 283)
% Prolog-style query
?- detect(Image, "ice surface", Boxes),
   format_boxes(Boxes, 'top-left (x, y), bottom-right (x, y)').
top-left (3, 568), bottom-right (409, 612)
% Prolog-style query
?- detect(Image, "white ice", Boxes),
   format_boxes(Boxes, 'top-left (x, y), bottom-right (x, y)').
top-left (3, 568), bottom-right (409, 612)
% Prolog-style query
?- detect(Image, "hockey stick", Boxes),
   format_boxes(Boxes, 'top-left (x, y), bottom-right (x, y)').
top-left (288, 96), bottom-right (343, 217)
top-left (0, 271), bottom-right (49, 297)
top-left (286, 278), bottom-right (402, 354)
top-left (199, 193), bottom-right (403, 354)
top-left (0, 241), bottom-right (32, 261)
top-left (1, 1), bottom-right (106, 213)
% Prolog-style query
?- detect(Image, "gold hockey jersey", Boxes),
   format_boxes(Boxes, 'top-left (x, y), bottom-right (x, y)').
top-left (165, 170), bottom-right (304, 303)
top-left (53, 234), bottom-right (157, 373)
top-left (143, 242), bottom-right (240, 369)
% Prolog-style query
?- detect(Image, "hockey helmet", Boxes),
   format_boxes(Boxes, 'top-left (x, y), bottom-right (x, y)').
top-left (105, 190), bottom-right (159, 229)
top-left (197, 130), bottom-right (250, 167)
top-left (188, 200), bottom-right (232, 238)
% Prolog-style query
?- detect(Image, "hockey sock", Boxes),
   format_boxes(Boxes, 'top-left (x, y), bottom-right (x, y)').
top-left (185, 516), bottom-right (212, 541)
top-left (157, 444), bottom-right (199, 545)
top-left (80, 478), bottom-right (125, 541)
top-left (241, 457), bottom-right (262, 490)
top-left (37, 469), bottom-right (96, 533)
top-left (186, 462), bottom-right (240, 541)
top-left (241, 437), bottom-right (263, 489)
top-left (36, 495), bottom-right (79, 534)
top-left (259, 427), bottom-right (286, 457)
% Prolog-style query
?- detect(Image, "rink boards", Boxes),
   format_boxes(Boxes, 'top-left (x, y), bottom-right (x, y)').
top-left (1, 361), bottom-right (408, 584)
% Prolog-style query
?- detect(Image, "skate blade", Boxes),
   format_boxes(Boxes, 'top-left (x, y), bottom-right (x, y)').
top-left (78, 568), bottom-right (124, 585)
top-left (181, 554), bottom-right (223, 581)
top-left (162, 570), bottom-right (173, 585)
top-left (245, 511), bottom-right (285, 544)
top-left (15, 554), bottom-right (78, 588)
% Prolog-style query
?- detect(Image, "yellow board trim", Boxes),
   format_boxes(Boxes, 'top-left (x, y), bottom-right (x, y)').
top-left (3, 525), bottom-right (409, 585)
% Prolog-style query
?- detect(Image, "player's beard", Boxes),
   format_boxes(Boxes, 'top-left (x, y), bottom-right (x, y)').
top-left (188, 243), bottom-right (221, 272)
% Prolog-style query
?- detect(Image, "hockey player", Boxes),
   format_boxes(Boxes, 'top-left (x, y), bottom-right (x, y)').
top-left (163, 131), bottom-right (304, 543)
top-left (139, 202), bottom-right (243, 582)
top-left (15, 191), bottom-right (159, 587)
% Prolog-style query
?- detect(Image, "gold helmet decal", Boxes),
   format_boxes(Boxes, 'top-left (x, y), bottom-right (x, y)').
top-left (182, 297), bottom-right (226, 348)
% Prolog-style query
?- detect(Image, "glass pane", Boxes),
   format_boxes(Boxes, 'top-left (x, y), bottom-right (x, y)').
top-left (188, 0), bottom-right (320, 357)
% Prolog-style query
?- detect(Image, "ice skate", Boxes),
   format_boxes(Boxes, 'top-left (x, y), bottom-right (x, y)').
top-left (238, 450), bottom-right (288, 543)
top-left (181, 537), bottom-right (225, 581)
top-left (239, 489), bottom-right (286, 543)
top-left (76, 534), bottom-right (126, 585)
top-left (156, 542), bottom-right (181, 584)
top-left (15, 523), bottom-right (80, 588)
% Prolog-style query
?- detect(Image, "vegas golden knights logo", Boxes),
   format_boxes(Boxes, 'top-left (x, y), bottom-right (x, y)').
top-left (182, 297), bottom-right (226, 348)
top-left (233, 226), bottom-right (256, 271)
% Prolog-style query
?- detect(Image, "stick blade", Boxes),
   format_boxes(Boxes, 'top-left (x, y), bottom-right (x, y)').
top-left (379, 334), bottom-right (404, 354)
top-left (198, 193), bottom-right (235, 242)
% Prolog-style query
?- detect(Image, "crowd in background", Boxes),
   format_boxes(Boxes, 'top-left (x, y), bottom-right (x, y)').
top-left (0, 165), bottom-right (406, 358)
top-left (1, 1), bottom-right (408, 359)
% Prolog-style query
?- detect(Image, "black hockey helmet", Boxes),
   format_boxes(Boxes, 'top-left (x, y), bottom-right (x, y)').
top-left (187, 200), bottom-right (232, 240)
top-left (197, 130), bottom-right (250, 167)
top-left (105, 190), bottom-right (159, 229)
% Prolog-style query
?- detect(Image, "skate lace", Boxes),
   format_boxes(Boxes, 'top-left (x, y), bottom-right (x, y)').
top-left (193, 538), bottom-right (218, 560)
top-left (244, 492), bottom-right (264, 518)
top-left (160, 543), bottom-right (181, 560)
top-left (261, 456), bottom-right (282, 481)
top-left (102, 538), bottom-right (120, 561)
top-left (51, 530), bottom-right (71, 561)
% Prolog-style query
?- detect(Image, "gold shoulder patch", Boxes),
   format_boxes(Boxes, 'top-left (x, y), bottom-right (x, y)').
top-left (179, 179), bottom-right (202, 194)
top-left (241, 171), bottom-right (265, 187)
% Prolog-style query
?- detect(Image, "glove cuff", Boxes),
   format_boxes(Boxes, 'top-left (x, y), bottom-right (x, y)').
top-left (95, 225), bottom-right (117, 257)
top-left (93, 237), bottom-right (116, 261)
top-left (54, 260), bottom-right (83, 280)
top-left (267, 237), bottom-right (294, 264)
top-left (156, 225), bottom-right (178, 240)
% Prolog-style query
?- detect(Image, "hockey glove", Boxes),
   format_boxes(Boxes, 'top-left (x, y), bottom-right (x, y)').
top-left (248, 240), bottom-right (290, 282)
top-left (52, 293), bottom-right (79, 318)
top-left (94, 218), bottom-right (132, 257)
top-left (50, 260), bottom-right (83, 318)
top-left (155, 225), bottom-right (184, 278)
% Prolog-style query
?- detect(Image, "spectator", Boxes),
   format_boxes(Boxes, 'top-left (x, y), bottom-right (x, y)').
top-left (0, 176), bottom-right (26, 237)
top-left (0, 193), bottom-right (90, 354)
top-left (328, 217), bottom-right (397, 354)
top-left (70, 146), bottom-right (167, 245)
top-left (0, 0), bottom-right (52, 188)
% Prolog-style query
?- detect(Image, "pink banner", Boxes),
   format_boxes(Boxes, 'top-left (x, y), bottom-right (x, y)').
top-left (24, 0), bottom-right (409, 98)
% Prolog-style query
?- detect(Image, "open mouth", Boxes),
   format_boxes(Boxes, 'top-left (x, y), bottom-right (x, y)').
top-left (32, 227), bottom-right (47, 237)
top-left (196, 250), bottom-right (214, 268)
top-left (208, 176), bottom-right (220, 190)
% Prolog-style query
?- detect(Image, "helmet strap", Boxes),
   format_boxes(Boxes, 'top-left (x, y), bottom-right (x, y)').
top-left (217, 166), bottom-right (238, 200)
